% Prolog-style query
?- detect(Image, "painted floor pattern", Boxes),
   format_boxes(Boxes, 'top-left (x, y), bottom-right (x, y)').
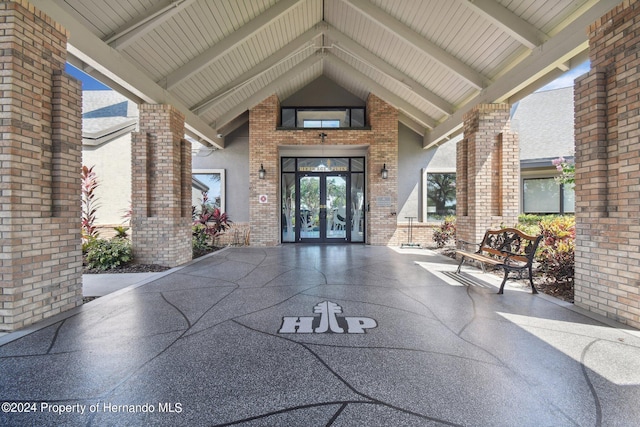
top-left (1, 245), bottom-right (640, 426)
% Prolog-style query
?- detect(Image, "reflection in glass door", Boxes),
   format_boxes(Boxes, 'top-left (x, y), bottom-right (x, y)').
top-left (299, 176), bottom-right (320, 239)
top-left (325, 176), bottom-right (347, 240)
top-left (351, 173), bottom-right (365, 242)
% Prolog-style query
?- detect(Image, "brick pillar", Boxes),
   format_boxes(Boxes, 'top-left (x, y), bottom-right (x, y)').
top-left (131, 104), bottom-right (192, 267)
top-left (574, 0), bottom-right (640, 329)
top-left (0, 1), bottom-right (83, 331)
top-left (366, 94), bottom-right (398, 245)
top-left (457, 104), bottom-right (519, 245)
top-left (249, 95), bottom-right (280, 246)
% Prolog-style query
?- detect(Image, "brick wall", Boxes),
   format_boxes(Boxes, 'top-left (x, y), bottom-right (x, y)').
top-left (390, 223), bottom-right (438, 247)
top-left (248, 94), bottom-right (398, 246)
top-left (574, 0), bottom-right (640, 328)
top-left (0, 1), bottom-right (83, 331)
top-left (131, 104), bottom-right (192, 267)
top-left (456, 104), bottom-right (520, 245)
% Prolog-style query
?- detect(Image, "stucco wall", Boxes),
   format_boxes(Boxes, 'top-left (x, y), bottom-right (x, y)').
top-left (192, 125), bottom-right (250, 223)
top-left (82, 133), bottom-right (132, 225)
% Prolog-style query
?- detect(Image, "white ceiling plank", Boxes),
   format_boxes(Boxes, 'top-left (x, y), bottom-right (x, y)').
top-left (31, 0), bottom-right (224, 149)
top-left (424, 0), bottom-right (621, 149)
top-left (325, 24), bottom-right (454, 116)
top-left (326, 54), bottom-right (437, 129)
top-left (342, 0), bottom-right (488, 90)
top-left (105, 0), bottom-right (199, 50)
top-left (214, 53), bottom-right (323, 129)
top-left (192, 25), bottom-right (324, 115)
top-left (457, 0), bottom-right (546, 49)
top-left (161, 0), bottom-right (304, 90)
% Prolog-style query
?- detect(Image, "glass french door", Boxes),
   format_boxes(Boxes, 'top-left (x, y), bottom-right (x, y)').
top-left (298, 174), bottom-right (348, 242)
top-left (281, 157), bottom-right (365, 243)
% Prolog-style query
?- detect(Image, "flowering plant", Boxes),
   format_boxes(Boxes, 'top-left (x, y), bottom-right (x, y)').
top-left (552, 156), bottom-right (575, 189)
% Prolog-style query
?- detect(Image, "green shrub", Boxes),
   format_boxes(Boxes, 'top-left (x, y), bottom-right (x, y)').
top-left (433, 216), bottom-right (456, 248)
top-left (515, 215), bottom-right (575, 285)
top-left (85, 238), bottom-right (133, 271)
top-left (113, 226), bottom-right (129, 239)
top-left (536, 216), bottom-right (575, 284)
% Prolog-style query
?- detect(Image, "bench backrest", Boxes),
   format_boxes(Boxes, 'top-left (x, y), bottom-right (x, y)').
top-left (479, 228), bottom-right (542, 264)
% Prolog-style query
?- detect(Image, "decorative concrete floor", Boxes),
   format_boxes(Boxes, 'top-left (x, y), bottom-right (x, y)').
top-left (1, 245), bottom-right (639, 426)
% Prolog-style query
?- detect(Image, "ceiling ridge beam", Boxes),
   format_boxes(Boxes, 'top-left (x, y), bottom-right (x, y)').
top-left (325, 53), bottom-right (436, 129)
top-left (192, 25), bottom-right (324, 115)
top-left (325, 24), bottom-right (453, 116)
top-left (458, 0), bottom-right (546, 49)
top-left (105, 0), bottom-right (199, 50)
top-left (424, 0), bottom-right (621, 149)
top-left (341, 0), bottom-right (488, 90)
top-left (161, 0), bottom-right (303, 90)
top-left (214, 53), bottom-right (323, 129)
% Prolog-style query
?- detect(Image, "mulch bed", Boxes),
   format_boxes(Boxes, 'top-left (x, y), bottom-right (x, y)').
top-left (83, 263), bottom-right (170, 275)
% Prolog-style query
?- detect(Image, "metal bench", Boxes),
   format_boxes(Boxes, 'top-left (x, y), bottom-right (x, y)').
top-left (455, 228), bottom-right (543, 294)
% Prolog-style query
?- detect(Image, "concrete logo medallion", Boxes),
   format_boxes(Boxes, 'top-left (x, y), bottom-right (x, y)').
top-left (278, 301), bottom-right (377, 334)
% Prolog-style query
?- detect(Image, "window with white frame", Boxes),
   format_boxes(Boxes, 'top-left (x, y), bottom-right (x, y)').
top-left (192, 169), bottom-right (225, 214)
top-left (424, 172), bottom-right (456, 222)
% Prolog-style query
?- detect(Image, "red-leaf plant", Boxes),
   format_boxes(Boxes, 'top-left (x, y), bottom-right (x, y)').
top-left (81, 165), bottom-right (100, 242)
top-left (192, 192), bottom-right (231, 244)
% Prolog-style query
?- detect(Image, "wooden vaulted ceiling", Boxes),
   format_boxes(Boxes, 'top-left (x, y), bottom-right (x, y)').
top-left (31, 0), bottom-right (618, 149)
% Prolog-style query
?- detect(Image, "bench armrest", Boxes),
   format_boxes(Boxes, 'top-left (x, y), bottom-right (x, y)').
top-left (457, 239), bottom-right (482, 252)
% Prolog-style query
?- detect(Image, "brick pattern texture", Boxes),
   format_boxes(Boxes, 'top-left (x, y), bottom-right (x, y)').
top-left (574, 0), bottom-right (640, 328)
top-left (131, 104), bottom-right (192, 267)
top-left (456, 104), bottom-right (519, 245)
top-left (0, 1), bottom-right (83, 331)
top-left (248, 94), bottom-right (398, 246)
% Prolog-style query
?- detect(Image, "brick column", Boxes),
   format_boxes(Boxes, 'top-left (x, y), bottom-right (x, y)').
top-left (0, 1), bottom-right (83, 331)
top-left (131, 104), bottom-right (192, 267)
top-left (366, 94), bottom-right (398, 245)
top-left (457, 104), bottom-right (519, 245)
top-left (574, 0), bottom-right (640, 329)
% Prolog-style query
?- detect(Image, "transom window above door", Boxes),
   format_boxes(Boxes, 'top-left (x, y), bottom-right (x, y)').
top-left (280, 107), bottom-right (367, 129)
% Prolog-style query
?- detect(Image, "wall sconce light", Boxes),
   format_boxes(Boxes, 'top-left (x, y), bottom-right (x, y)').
top-left (381, 163), bottom-right (388, 179)
top-left (259, 163), bottom-right (266, 179)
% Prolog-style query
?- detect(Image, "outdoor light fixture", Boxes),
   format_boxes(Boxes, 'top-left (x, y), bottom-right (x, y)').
top-left (259, 164), bottom-right (266, 179)
top-left (381, 163), bottom-right (388, 179)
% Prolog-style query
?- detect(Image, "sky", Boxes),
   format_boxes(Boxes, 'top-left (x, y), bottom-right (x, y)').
top-left (65, 63), bottom-right (111, 90)
top-left (536, 61), bottom-right (590, 92)
top-left (66, 60), bottom-right (591, 93)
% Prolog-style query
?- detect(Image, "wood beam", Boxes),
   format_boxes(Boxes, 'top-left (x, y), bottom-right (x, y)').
top-left (325, 24), bottom-right (453, 116)
top-left (458, 0), bottom-right (546, 49)
top-left (424, 0), bottom-right (620, 149)
top-left (32, 0), bottom-right (224, 148)
top-left (326, 54), bottom-right (436, 129)
top-left (342, 0), bottom-right (488, 90)
top-left (105, 0), bottom-right (199, 50)
top-left (161, 0), bottom-right (303, 90)
top-left (214, 53), bottom-right (323, 129)
top-left (192, 25), bottom-right (323, 115)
